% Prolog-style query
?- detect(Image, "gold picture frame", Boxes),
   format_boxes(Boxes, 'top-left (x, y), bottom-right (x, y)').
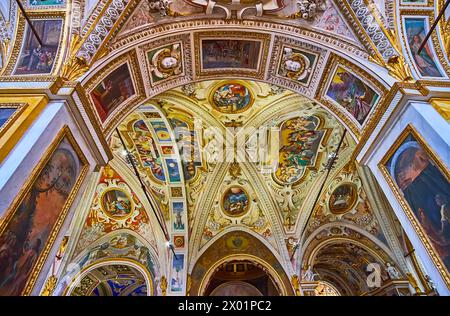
top-left (2, 11), bottom-right (68, 80)
top-left (0, 104), bottom-right (27, 138)
top-left (0, 95), bottom-right (48, 164)
top-left (84, 50), bottom-right (145, 134)
top-left (378, 124), bottom-right (450, 288)
top-left (207, 80), bottom-right (255, 114)
top-left (0, 125), bottom-right (89, 295)
top-left (194, 31), bottom-right (270, 80)
top-left (221, 186), bottom-right (250, 218)
top-left (316, 54), bottom-right (388, 139)
top-left (328, 182), bottom-right (358, 215)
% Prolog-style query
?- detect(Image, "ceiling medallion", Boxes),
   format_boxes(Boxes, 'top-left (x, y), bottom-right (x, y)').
top-left (328, 183), bottom-right (358, 215)
top-left (279, 47), bottom-right (312, 81)
top-left (222, 186), bottom-right (250, 217)
top-left (100, 188), bottom-right (135, 220)
top-left (210, 81), bottom-right (254, 114)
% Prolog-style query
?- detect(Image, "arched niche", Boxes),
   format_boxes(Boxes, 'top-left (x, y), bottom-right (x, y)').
top-left (190, 230), bottom-right (294, 296)
top-left (64, 258), bottom-right (154, 296)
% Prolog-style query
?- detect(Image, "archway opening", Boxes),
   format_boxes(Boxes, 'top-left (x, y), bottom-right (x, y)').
top-left (69, 264), bottom-right (149, 296)
top-left (205, 260), bottom-right (280, 296)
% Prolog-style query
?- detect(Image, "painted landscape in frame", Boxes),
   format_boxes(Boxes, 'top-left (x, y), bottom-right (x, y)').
top-left (380, 125), bottom-right (450, 284)
top-left (0, 126), bottom-right (88, 295)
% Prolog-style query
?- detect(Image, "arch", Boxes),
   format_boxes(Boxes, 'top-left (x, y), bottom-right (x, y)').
top-left (63, 258), bottom-right (154, 296)
top-left (189, 230), bottom-right (294, 296)
top-left (300, 222), bottom-right (400, 271)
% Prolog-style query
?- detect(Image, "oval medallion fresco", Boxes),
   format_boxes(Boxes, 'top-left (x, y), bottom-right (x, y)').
top-left (101, 188), bottom-right (134, 219)
top-left (328, 183), bottom-right (358, 214)
top-left (222, 186), bottom-right (250, 217)
top-left (211, 82), bottom-right (253, 113)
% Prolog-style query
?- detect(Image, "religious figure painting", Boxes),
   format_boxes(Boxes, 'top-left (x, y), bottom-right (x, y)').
top-left (90, 63), bottom-right (136, 122)
top-left (383, 127), bottom-right (450, 273)
top-left (130, 120), bottom-right (166, 182)
top-left (201, 39), bottom-right (261, 70)
top-left (211, 82), bottom-right (253, 113)
top-left (329, 183), bottom-right (358, 215)
top-left (404, 17), bottom-right (443, 78)
top-left (149, 121), bottom-right (172, 142)
top-left (101, 189), bottom-right (133, 220)
top-left (275, 116), bottom-right (325, 185)
top-left (325, 66), bottom-right (380, 126)
top-left (172, 202), bottom-right (185, 231)
top-left (14, 19), bottom-right (62, 75)
top-left (171, 253), bottom-right (185, 293)
top-left (170, 118), bottom-right (202, 181)
top-left (222, 187), bottom-right (250, 217)
top-left (0, 129), bottom-right (86, 295)
top-left (76, 233), bottom-right (156, 277)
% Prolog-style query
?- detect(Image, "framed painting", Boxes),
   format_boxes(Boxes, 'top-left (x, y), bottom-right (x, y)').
top-left (28, 0), bottom-right (66, 6)
top-left (325, 65), bottom-right (380, 126)
top-left (170, 253), bottom-right (185, 293)
top-left (317, 54), bottom-right (387, 139)
top-left (402, 16), bottom-right (444, 78)
top-left (194, 31), bottom-right (270, 80)
top-left (90, 63), bottom-right (136, 123)
top-left (13, 19), bottom-right (63, 75)
top-left (379, 125), bottom-right (450, 287)
top-left (172, 202), bottom-right (185, 231)
top-left (85, 51), bottom-right (144, 130)
top-left (0, 104), bottom-right (26, 138)
top-left (0, 126), bottom-right (89, 295)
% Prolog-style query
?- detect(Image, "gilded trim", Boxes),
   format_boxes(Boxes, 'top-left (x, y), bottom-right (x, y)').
top-left (378, 124), bottom-right (450, 288)
top-left (0, 125), bottom-right (89, 295)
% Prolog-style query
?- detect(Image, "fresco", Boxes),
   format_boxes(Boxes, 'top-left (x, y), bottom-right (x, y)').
top-left (90, 63), bottom-right (135, 122)
top-left (166, 159), bottom-right (181, 183)
top-left (92, 278), bottom-right (146, 296)
top-left (28, 0), bottom-right (65, 6)
top-left (0, 108), bottom-right (17, 129)
top-left (201, 39), bottom-right (261, 69)
top-left (172, 202), bottom-right (185, 231)
top-left (326, 66), bottom-right (379, 125)
top-left (101, 189), bottom-right (133, 220)
top-left (149, 121), bottom-right (172, 142)
top-left (73, 165), bottom-right (153, 257)
top-left (275, 116), bottom-right (325, 184)
top-left (404, 17), bottom-right (443, 78)
top-left (76, 233), bottom-right (156, 277)
top-left (170, 253), bottom-right (185, 293)
top-left (130, 120), bottom-right (165, 182)
top-left (222, 187), bottom-right (250, 217)
top-left (14, 20), bottom-right (62, 75)
top-left (211, 82), bottom-right (253, 113)
top-left (0, 136), bottom-right (83, 295)
top-left (328, 183), bottom-right (358, 215)
top-left (312, 1), bottom-right (355, 40)
top-left (385, 131), bottom-right (450, 272)
top-left (170, 118), bottom-right (201, 181)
